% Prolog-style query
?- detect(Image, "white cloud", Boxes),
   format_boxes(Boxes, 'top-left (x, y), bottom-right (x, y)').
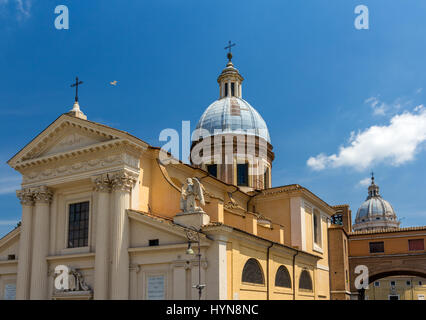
top-left (365, 96), bottom-right (412, 116)
top-left (365, 96), bottom-right (387, 116)
top-left (15, 0), bottom-right (31, 18)
top-left (0, 0), bottom-right (32, 19)
top-left (307, 106), bottom-right (426, 171)
top-left (358, 177), bottom-right (371, 187)
top-left (416, 88), bottom-right (423, 94)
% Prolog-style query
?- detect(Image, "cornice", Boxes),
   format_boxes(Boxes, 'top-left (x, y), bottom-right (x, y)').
top-left (8, 114), bottom-right (149, 169)
top-left (13, 139), bottom-right (142, 170)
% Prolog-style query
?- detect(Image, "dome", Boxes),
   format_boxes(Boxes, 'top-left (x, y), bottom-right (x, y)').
top-left (353, 175), bottom-right (400, 231)
top-left (195, 97), bottom-right (271, 143)
top-left (357, 197), bottom-right (396, 219)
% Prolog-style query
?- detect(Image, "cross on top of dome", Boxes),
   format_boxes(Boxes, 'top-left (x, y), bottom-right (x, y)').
top-left (224, 40), bottom-right (236, 61)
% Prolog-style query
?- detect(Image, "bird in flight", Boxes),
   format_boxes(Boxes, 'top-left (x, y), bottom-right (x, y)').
top-left (110, 80), bottom-right (118, 86)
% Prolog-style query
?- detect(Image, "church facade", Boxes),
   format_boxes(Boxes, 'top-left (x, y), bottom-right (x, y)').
top-left (0, 55), bottom-right (334, 300)
top-left (0, 53), bottom-right (424, 300)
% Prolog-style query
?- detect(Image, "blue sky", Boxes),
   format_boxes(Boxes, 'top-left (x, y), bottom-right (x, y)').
top-left (1, 0), bottom-right (426, 237)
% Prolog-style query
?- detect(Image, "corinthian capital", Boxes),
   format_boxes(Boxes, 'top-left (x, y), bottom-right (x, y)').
top-left (111, 170), bottom-right (137, 192)
top-left (92, 173), bottom-right (112, 193)
top-left (33, 186), bottom-right (53, 204)
top-left (16, 188), bottom-right (34, 206)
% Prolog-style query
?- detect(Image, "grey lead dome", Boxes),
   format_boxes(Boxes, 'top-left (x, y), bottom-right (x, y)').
top-left (195, 97), bottom-right (271, 143)
top-left (353, 176), bottom-right (400, 231)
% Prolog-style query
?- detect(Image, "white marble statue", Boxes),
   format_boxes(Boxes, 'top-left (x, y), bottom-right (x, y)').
top-left (180, 177), bottom-right (205, 213)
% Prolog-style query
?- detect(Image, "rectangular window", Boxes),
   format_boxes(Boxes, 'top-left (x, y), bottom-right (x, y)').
top-left (313, 209), bottom-right (322, 246)
top-left (224, 83), bottom-right (229, 97)
top-left (149, 239), bottom-right (159, 246)
top-left (419, 281), bottom-right (423, 286)
top-left (389, 295), bottom-right (399, 300)
top-left (237, 163), bottom-right (249, 186)
top-left (390, 281), bottom-right (396, 286)
top-left (374, 281), bottom-right (380, 287)
top-left (313, 214), bottom-right (319, 244)
top-left (264, 167), bottom-right (270, 188)
top-left (68, 201), bottom-right (89, 248)
top-left (207, 164), bottom-right (218, 178)
top-left (408, 239), bottom-right (424, 251)
top-left (231, 82), bottom-right (235, 96)
top-left (406, 280), bottom-right (411, 286)
top-left (369, 241), bottom-right (384, 253)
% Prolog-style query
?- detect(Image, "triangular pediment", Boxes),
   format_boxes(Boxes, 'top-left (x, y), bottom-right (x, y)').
top-left (39, 129), bottom-right (110, 158)
top-left (8, 114), bottom-right (149, 169)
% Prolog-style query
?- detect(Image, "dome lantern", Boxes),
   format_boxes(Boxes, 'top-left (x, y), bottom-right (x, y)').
top-left (218, 41), bottom-right (244, 99)
top-left (191, 48), bottom-right (274, 191)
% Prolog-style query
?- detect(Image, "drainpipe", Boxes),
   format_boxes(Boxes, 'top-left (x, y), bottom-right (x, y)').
top-left (266, 242), bottom-right (274, 300)
top-left (292, 251), bottom-right (299, 300)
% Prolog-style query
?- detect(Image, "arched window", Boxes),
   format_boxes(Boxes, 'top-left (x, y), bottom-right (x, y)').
top-left (275, 266), bottom-right (291, 288)
top-left (241, 258), bottom-right (264, 285)
top-left (299, 270), bottom-right (313, 291)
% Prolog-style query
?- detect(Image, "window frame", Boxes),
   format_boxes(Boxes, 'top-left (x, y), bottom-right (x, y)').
top-left (312, 208), bottom-right (323, 252)
top-left (274, 265), bottom-right (292, 289)
top-left (298, 269), bottom-right (313, 291)
top-left (64, 198), bottom-right (91, 251)
top-left (236, 162), bottom-right (249, 187)
top-left (241, 258), bottom-right (265, 286)
top-left (206, 164), bottom-right (218, 178)
top-left (408, 239), bottom-right (425, 251)
top-left (369, 241), bottom-right (385, 254)
top-left (263, 165), bottom-right (270, 189)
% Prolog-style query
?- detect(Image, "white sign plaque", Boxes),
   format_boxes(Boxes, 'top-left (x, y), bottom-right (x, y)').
top-left (4, 284), bottom-right (16, 300)
top-left (147, 275), bottom-right (165, 300)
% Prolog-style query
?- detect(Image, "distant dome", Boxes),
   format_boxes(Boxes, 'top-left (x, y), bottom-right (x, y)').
top-left (353, 176), bottom-right (400, 231)
top-left (195, 97), bottom-right (271, 143)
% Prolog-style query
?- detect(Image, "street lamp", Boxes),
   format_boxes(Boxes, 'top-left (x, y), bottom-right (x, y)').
top-left (185, 227), bottom-right (206, 300)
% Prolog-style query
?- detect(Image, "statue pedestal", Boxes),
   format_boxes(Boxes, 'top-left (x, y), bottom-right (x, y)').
top-left (173, 211), bottom-right (210, 230)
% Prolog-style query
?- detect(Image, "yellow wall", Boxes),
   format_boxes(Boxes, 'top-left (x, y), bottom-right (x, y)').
top-left (365, 276), bottom-right (426, 300)
top-left (225, 233), bottom-right (323, 300)
top-left (349, 231), bottom-right (426, 256)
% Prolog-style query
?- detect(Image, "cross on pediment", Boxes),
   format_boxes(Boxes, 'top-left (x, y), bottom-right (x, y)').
top-left (70, 77), bottom-right (83, 102)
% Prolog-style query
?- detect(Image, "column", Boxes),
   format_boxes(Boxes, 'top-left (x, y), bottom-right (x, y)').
top-left (30, 186), bottom-right (53, 300)
top-left (92, 174), bottom-right (112, 300)
top-left (16, 189), bottom-right (34, 300)
top-left (110, 170), bottom-right (136, 299)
